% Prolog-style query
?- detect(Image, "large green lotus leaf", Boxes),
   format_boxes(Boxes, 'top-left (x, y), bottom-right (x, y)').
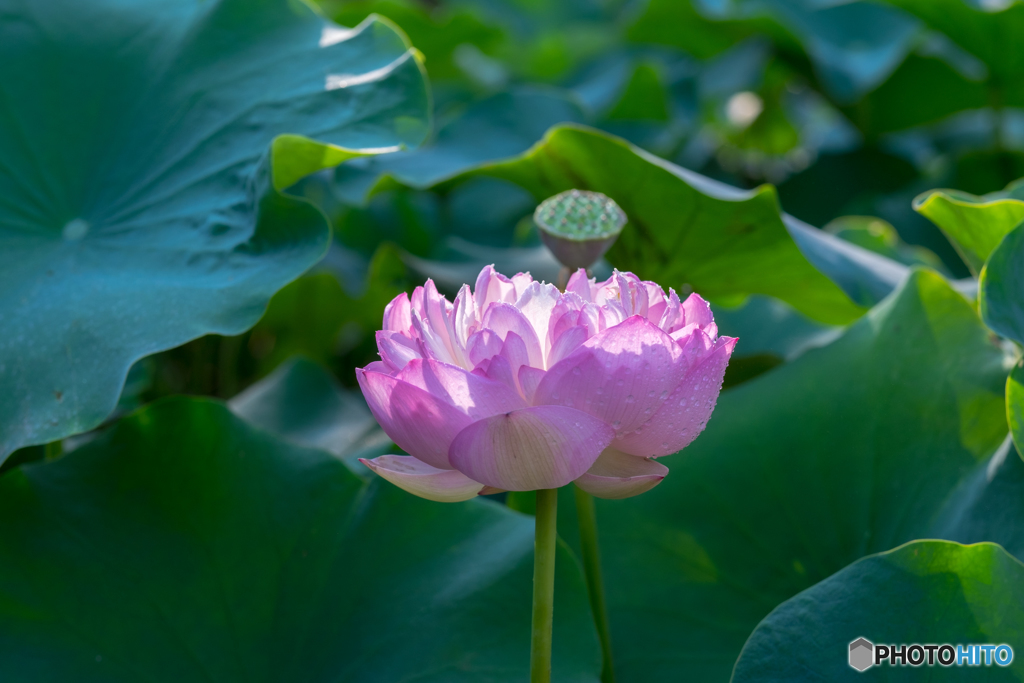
top-left (914, 180), bottom-right (1024, 274)
top-left (513, 270), bottom-right (1009, 681)
top-left (444, 124), bottom-right (866, 324)
top-left (932, 436), bottom-right (1024, 560)
top-left (0, 398), bottom-right (601, 682)
top-left (711, 295), bottom-right (843, 388)
top-left (323, 0), bottom-right (506, 85)
top-left (732, 541), bottom-right (1024, 682)
top-left (825, 215), bottom-right (948, 272)
top-left (980, 222), bottom-right (1024, 345)
top-left (0, 0), bottom-right (429, 462)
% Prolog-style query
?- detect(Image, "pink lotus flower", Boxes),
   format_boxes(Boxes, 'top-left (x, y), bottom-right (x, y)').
top-left (357, 266), bottom-right (736, 502)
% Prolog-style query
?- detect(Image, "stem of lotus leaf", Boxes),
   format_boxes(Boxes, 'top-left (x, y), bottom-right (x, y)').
top-left (556, 267), bottom-right (570, 291)
top-left (217, 334), bottom-right (242, 398)
top-left (44, 440), bottom-right (63, 462)
top-left (574, 485), bottom-right (616, 683)
top-left (531, 488), bottom-right (558, 683)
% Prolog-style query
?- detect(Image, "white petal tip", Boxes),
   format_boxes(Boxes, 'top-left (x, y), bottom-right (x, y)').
top-left (362, 455), bottom-right (484, 503)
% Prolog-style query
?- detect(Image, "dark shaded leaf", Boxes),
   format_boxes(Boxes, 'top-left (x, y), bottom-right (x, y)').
top-left (980, 222), bottom-right (1024, 344)
top-left (0, 398), bottom-right (601, 682)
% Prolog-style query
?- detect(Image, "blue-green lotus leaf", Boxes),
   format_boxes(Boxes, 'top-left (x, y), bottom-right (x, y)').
top-left (0, 398), bottom-right (601, 681)
top-left (733, 541), bottom-right (1024, 682)
top-left (511, 270), bottom-right (1011, 681)
top-left (980, 222), bottom-right (1024, 346)
top-left (0, 0), bottom-right (429, 461)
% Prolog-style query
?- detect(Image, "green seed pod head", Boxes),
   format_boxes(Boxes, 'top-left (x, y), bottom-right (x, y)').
top-left (534, 189), bottom-right (627, 270)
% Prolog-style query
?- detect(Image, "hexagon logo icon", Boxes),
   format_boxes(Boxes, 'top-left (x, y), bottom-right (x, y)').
top-left (849, 638), bottom-right (874, 671)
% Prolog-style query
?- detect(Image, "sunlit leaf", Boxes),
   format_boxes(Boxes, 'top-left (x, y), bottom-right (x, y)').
top-left (733, 541), bottom-right (1024, 682)
top-left (0, 0), bottom-right (430, 462)
top-left (443, 125), bottom-right (867, 323)
top-left (915, 179), bottom-right (1024, 274)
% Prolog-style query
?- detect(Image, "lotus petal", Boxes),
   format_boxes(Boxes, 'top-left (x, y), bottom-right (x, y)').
top-left (360, 455), bottom-right (484, 502)
top-left (574, 447), bottom-right (668, 499)
top-left (613, 336), bottom-right (737, 457)
top-left (358, 360), bottom-right (525, 468)
top-left (534, 316), bottom-right (686, 435)
top-left (449, 406), bottom-right (614, 490)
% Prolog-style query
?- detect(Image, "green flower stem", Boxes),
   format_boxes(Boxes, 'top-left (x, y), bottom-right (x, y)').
top-left (531, 488), bottom-right (559, 683)
top-left (574, 485), bottom-right (616, 683)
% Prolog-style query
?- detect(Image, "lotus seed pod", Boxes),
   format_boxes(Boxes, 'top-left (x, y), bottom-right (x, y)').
top-left (534, 190), bottom-right (627, 270)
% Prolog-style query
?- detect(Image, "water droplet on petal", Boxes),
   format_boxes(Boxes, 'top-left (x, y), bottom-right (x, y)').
top-left (660, 442), bottom-right (669, 450)
top-left (612, 420), bottom-right (621, 428)
top-left (625, 394), bottom-right (635, 403)
top-left (647, 390), bottom-right (656, 398)
top-left (616, 379), bottom-right (625, 387)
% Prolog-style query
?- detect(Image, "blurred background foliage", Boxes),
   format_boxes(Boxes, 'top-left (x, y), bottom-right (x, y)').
top-left (53, 0), bottom-right (1024, 425)
top-left (6, 1), bottom-right (1024, 679)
